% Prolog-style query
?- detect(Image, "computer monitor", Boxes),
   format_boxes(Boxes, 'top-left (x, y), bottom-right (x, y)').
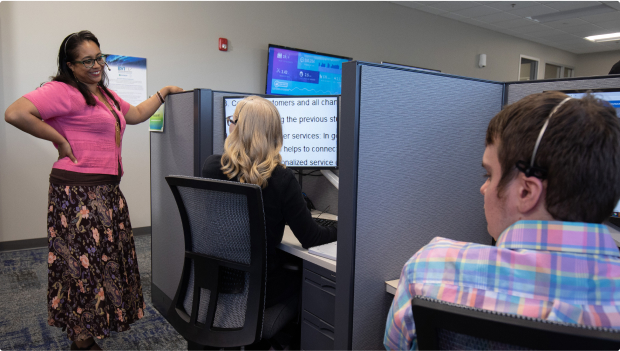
top-left (266, 44), bottom-right (352, 96)
top-left (223, 95), bottom-right (339, 169)
top-left (557, 88), bottom-right (620, 216)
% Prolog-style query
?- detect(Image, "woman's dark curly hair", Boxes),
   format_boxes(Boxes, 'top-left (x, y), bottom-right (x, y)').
top-left (51, 30), bottom-right (119, 109)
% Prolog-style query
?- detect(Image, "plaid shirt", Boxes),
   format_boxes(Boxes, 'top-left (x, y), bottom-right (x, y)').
top-left (384, 220), bottom-right (620, 350)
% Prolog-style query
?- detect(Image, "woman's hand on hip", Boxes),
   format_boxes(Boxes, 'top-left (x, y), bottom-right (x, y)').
top-left (58, 141), bottom-right (78, 164)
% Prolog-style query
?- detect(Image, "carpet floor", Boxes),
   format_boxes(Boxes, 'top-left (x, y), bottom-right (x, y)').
top-left (0, 235), bottom-right (187, 350)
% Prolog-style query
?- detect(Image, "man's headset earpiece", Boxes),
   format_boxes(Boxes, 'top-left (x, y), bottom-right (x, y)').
top-left (515, 97), bottom-right (573, 180)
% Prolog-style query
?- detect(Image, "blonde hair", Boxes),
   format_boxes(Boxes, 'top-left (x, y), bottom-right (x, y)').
top-left (221, 96), bottom-right (285, 188)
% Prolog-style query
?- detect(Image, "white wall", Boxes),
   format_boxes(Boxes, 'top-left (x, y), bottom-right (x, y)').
top-left (1, 1), bottom-right (580, 242)
top-left (575, 50), bottom-right (620, 77)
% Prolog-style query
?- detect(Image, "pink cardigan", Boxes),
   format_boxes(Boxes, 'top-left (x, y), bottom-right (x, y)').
top-left (24, 81), bottom-right (131, 176)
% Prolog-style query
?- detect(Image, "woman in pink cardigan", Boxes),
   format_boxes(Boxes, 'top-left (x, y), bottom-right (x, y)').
top-left (4, 30), bottom-right (182, 350)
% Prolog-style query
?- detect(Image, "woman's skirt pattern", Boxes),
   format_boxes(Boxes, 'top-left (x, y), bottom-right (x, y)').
top-left (47, 183), bottom-right (145, 341)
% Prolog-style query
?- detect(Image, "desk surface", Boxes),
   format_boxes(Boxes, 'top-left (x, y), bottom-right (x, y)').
top-left (277, 211), bottom-right (337, 273)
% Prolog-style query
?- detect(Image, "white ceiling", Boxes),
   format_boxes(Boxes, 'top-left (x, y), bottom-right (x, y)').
top-left (393, 1), bottom-right (620, 54)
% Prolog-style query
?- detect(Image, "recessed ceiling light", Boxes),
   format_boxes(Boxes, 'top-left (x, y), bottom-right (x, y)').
top-left (585, 32), bottom-right (620, 42)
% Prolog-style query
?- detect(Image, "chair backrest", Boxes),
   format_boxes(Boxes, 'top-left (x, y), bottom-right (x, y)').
top-left (165, 175), bottom-right (267, 348)
top-left (411, 295), bottom-right (620, 350)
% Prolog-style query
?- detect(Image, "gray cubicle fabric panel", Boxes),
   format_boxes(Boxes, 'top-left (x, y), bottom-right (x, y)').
top-left (351, 66), bottom-right (503, 350)
top-left (151, 92), bottom-right (195, 301)
top-left (212, 92), bottom-right (252, 156)
top-left (507, 77), bottom-right (620, 104)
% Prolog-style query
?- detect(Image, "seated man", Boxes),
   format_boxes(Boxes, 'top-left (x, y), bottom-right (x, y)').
top-left (384, 91), bottom-right (620, 350)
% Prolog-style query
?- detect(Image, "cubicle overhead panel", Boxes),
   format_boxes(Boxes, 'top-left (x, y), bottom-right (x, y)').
top-left (507, 76), bottom-right (620, 105)
top-left (352, 64), bottom-right (503, 349)
top-left (151, 91), bottom-right (196, 313)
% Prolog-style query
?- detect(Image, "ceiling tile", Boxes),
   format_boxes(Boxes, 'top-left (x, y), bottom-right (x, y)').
top-left (416, 1), bottom-right (445, 5)
top-left (544, 18), bottom-right (589, 28)
top-left (496, 18), bottom-right (539, 29)
top-left (510, 24), bottom-right (554, 34)
top-left (485, 1), bottom-right (537, 11)
top-left (539, 33), bottom-right (582, 43)
top-left (603, 1), bottom-right (620, 11)
top-left (451, 5), bottom-right (501, 18)
top-left (416, 5), bottom-right (449, 15)
top-left (422, 1), bottom-right (479, 12)
top-left (596, 20), bottom-right (620, 30)
top-left (579, 10), bottom-right (620, 24)
top-left (508, 4), bottom-right (558, 17)
top-left (562, 24), bottom-right (607, 36)
top-left (443, 12), bottom-right (468, 21)
top-left (529, 27), bottom-right (569, 37)
top-left (542, 1), bottom-right (604, 12)
top-left (475, 11), bottom-right (520, 23)
top-left (391, 1), bottom-right (425, 10)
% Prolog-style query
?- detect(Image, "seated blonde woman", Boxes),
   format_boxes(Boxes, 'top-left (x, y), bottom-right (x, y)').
top-left (202, 95), bottom-right (337, 307)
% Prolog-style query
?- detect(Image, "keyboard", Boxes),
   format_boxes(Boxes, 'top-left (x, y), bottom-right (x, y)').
top-left (314, 217), bottom-right (337, 229)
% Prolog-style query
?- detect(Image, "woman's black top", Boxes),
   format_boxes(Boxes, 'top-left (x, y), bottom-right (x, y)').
top-left (202, 155), bottom-right (337, 306)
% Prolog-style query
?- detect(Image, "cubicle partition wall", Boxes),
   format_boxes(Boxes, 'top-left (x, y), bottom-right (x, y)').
top-left (150, 89), bottom-right (340, 317)
top-left (336, 62), bottom-right (504, 350)
top-left (151, 74), bottom-right (620, 349)
top-left (150, 89), bottom-right (252, 316)
top-left (506, 75), bottom-right (620, 104)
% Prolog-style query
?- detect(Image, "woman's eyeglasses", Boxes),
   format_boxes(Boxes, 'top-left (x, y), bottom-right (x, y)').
top-left (73, 54), bottom-right (108, 69)
top-left (226, 115), bottom-right (238, 126)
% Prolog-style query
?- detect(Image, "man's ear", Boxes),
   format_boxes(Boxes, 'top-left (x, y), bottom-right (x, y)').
top-left (516, 172), bottom-right (545, 214)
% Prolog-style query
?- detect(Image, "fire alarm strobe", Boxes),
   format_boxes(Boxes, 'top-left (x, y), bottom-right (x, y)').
top-left (219, 38), bottom-right (228, 51)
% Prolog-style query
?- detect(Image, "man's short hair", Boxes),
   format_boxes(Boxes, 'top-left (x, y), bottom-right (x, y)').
top-left (486, 91), bottom-right (620, 223)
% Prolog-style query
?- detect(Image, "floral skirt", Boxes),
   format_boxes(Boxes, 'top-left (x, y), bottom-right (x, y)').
top-left (47, 183), bottom-right (145, 341)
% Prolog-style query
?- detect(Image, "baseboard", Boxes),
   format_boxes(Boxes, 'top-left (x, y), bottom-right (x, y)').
top-left (0, 226), bottom-right (152, 252)
top-left (134, 226), bottom-right (152, 236)
top-left (0, 237), bottom-right (48, 252)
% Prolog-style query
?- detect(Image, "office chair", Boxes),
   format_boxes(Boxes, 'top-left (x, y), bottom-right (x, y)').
top-left (165, 176), bottom-right (297, 350)
top-left (411, 295), bottom-right (620, 350)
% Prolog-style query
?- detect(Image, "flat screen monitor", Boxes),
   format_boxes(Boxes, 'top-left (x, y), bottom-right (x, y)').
top-left (223, 95), bottom-right (339, 169)
top-left (266, 44), bottom-right (352, 96)
top-left (557, 88), bottom-right (620, 216)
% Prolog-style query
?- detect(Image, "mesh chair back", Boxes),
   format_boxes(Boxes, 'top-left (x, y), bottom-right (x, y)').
top-left (411, 296), bottom-right (620, 350)
top-left (166, 176), bottom-right (266, 348)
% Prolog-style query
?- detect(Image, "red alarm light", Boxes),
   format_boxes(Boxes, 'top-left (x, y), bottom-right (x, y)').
top-left (219, 38), bottom-right (228, 51)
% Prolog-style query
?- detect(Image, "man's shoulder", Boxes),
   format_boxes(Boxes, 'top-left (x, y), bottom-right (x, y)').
top-left (405, 237), bottom-right (495, 270)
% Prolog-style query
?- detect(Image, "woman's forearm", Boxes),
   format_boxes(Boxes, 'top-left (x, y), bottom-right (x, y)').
top-left (5, 98), bottom-right (68, 146)
top-left (126, 86), bottom-right (182, 125)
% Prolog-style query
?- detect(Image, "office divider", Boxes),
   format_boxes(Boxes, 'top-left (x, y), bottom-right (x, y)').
top-left (152, 74), bottom-right (620, 349)
top-left (150, 89), bottom-right (339, 317)
top-left (506, 75), bottom-right (620, 104)
top-left (151, 89), bottom-right (252, 316)
top-left (336, 62), bottom-right (504, 350)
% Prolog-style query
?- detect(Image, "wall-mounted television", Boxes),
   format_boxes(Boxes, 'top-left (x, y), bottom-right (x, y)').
top-left (266, 44), bottom-right (352, 96)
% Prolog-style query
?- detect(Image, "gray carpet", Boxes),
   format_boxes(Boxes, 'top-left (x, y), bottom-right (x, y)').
top-left (0, 235), bottom-right (187, 350)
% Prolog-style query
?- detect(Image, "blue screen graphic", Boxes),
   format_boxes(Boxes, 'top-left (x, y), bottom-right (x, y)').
top-left (266, 47), bottom-right (350, 96)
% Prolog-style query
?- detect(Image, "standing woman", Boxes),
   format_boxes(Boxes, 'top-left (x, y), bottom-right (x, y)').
top-left (4, 30), bottom-right (182, 350)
